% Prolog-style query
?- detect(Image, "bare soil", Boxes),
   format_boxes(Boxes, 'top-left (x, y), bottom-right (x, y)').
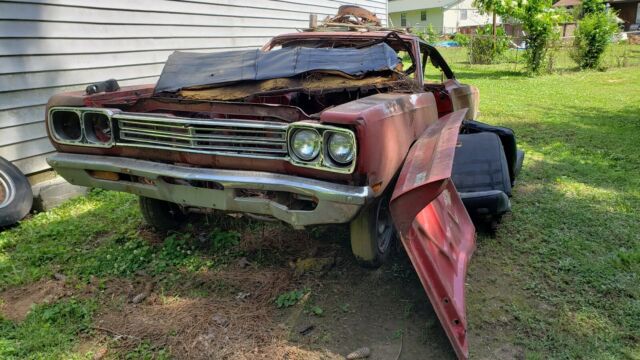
top-left (0, 223), bottom-right (522, 359)
top-left (0, 279), bottom-right (69, 321)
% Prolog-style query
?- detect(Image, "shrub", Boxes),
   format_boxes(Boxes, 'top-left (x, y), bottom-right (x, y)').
top-left (416, 24), bottom-right (439, 43)
top-left (572, 0), bottom-right (619, 69)
top-left (519, 1), bottom-right (567, 74)
top-left (468, 25), bottom-right (510, 64)
top-left (472, 0), bottom-right (567, 74)
top-left (453, 32), bottom-right (470, 47)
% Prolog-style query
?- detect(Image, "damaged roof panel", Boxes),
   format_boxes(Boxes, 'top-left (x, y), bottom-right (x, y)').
top-left (154, 43), bottom-right (400, 93)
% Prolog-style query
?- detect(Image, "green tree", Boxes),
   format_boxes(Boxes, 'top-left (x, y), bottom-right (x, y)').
top-left (469, 25), bottom-right (510, 64)
top-left (572, 0), bottom-right (619, 69)
top-left (473, 0), bottom-right (568, 74)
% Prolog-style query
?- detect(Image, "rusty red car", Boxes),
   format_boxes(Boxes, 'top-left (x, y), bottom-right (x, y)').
top-left (44, 11), bottom-right (523, 359)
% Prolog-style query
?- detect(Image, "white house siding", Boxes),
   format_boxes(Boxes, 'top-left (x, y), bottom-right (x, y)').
top-left (0, 0), bottom-right (387, 176)
top-left (389, 0), bottom-right (497, 34)
top-left (388, 8), bottom-right (444, 31)
top-left (443, 0), bottom-right (498, 32)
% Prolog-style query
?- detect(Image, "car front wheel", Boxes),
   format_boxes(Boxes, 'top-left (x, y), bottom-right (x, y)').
top-left (349, 196), bottom-right (396, 268)
top-left (139, 196), bottom-right (187, 231)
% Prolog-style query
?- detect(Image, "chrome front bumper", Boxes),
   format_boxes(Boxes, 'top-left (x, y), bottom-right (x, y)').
top-left (47, 153), bottom-right (373, 228)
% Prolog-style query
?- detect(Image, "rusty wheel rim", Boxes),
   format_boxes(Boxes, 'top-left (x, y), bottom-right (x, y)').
top-left (375, 198), bottom-right (393, 253)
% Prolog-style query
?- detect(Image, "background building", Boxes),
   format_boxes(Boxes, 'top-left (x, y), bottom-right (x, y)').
top-left (0, 0), bottom-right (387, 179)
top-left (388, 0), bottom-right (498, 34)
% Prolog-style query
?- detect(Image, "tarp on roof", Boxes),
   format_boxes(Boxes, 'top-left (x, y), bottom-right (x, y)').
top-left (154, 43), bottom-right (399, 93)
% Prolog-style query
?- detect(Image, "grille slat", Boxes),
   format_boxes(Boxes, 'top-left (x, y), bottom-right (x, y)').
top-left (114, 113), bottom-right (289, 158)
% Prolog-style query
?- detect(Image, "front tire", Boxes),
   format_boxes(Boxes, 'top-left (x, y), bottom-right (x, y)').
top-left (0, 156), bottom-right (33, 227)
top-left (139, 196), bottom-right (187, 231)
top-left (349, 196), bottom-right (396, 268)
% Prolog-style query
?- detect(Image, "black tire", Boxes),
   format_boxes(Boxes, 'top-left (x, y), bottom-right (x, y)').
top-left (0, 157), bottom-right (33, 227)
top-left (349, 196), bottom-right (396, 268)
top-left (139, 196), bottom-right (187, 231)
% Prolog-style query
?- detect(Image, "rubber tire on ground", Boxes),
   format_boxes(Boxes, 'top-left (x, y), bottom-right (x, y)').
top-left (139, 196), bottom-right (187, 231)
top-left (0, 156), bottom-right (33, 227)
top-left (349, 196), bottom-right (395, 268)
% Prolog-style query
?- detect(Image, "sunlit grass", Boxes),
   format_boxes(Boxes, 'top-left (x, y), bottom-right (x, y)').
top-left (0, 57), bottom-right (638, 358)
top-left (460, 61), bottom-right (640, 358)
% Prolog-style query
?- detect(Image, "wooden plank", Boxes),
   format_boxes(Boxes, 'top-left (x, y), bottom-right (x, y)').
top-left (0, 122), bottom-right (47, 146)
top-left (0, 21), bottom-right (294, 38)
top-left (0, 76), bottom-right (159, 111)
top-left (0, 37), bottom-right (268, 56)
top-left (12, 152), bottom-right (54, 175)
top-left (0, 2), bottom-right (310, 27)
top-left (0, 137), bottom-right (54, 162)
top-left (0, 63), bottom-right (166, 92)
top-left (0, 106), bottom-right (46, 129)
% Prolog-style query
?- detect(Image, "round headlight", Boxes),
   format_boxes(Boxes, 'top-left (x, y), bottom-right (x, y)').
top-left (327, 132), bottom-right (354, 164)
top-left (291, 129), bottom-right (321, 161)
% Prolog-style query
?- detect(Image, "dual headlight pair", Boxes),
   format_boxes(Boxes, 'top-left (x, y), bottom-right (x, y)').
top-left (49, 108), bottom-right (113, 147)
top-left (289, 126), bottom-right (356, 169)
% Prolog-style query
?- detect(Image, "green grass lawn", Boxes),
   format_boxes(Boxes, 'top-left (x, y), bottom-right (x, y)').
top-left (1, 61), bottom-right (639, 359)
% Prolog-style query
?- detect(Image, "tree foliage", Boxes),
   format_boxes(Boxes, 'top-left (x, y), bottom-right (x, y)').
top-left (469, 25), bottom-right (510, 64)
top-left (473, 0), bottom-right (568, 74)
top-left (572, 0), bottom-right (619, 69)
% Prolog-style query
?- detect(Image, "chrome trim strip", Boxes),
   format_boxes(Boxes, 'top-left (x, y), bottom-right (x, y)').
top-left (48, 107), bottom-right (358, 174)
top-left (47, 153), bottom-right (372, 227)
top-left (48, 107), bottom-right (115, 148)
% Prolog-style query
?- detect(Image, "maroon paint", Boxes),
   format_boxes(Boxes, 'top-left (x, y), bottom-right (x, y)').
top-left (321, 92), bottom-right (439, 192)
top-left (389, 109), bottom-right (475, 359)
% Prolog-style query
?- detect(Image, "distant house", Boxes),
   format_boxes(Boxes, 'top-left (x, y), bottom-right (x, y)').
top-left (553, 0), bottom-right (639, 30)
top-left (388, 0), bottom-right (499, 34)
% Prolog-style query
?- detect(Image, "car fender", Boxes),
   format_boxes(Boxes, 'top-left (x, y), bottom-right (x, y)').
top-left (389, 109), bottom-right (476, 360)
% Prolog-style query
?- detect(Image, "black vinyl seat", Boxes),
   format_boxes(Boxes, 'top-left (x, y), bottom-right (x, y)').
top-left (462, 120), bottom-right (525, 186)
top-left (452, 132), bottom-right (512, 219)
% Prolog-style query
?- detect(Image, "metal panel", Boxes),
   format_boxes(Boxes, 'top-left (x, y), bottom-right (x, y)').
top-left (0, 137), bottom-right (55, 162)
top-left (0, 0), bottom-right (388, 175)
top-left (0, 106), bottom-right (45, 129)
top-left (12, 152), bottom-right (55, 174)
top-left (0, 38), bottom-right (266, 56)
top-left (389, 110), bottom-right (475, 360)
top-left (0, 122), bottom-right (47, 147)
top-left (0, 21), bottom-right (292, 38)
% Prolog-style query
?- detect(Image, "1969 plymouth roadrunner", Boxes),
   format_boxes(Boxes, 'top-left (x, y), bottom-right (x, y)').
top-left (45, 8), bottom-right (523, 359)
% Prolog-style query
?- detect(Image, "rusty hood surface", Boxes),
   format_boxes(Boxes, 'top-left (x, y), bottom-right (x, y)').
top-left (154, 43), bottom-right (399, 93)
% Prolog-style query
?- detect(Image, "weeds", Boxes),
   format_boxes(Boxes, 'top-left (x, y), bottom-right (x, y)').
top-left (0, 298), bottom-right (96, 359)
top-left (275, 289), bottom-right (307, 309)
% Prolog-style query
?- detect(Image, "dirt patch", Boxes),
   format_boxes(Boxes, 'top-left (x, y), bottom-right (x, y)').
top-left (94, 268), bottom-right (294, 359)
top-left (0, 279), bottom-right (70, 321)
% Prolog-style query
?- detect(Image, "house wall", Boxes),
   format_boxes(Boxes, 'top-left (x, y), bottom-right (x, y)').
top-left (389, 8), bottom-right (444, 32)
top-left (389, 0), bottom-right (498, 34)
top-left (0, 0), bottom-right (387, 176)
top-left (443, 0), bottom-right (498, 32)
top-left (609, 1), bottom-right (639, 30)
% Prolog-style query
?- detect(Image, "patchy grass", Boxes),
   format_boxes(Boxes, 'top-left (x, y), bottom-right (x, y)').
top-left (0, 298), bottom-right (96, 359)
top-left (0, 62), bottom-right (639, 359)
top-left (454, 62), bottom-right (640, 358)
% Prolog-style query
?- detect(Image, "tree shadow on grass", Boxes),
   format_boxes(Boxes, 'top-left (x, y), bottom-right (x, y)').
top-left (454, 68), bottom-right (525, 80)
top-left (0, 191), bottom-right (458, 359)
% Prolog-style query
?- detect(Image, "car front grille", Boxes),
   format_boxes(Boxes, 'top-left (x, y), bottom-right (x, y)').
top-left (113, 113), bottom-right (288, 158)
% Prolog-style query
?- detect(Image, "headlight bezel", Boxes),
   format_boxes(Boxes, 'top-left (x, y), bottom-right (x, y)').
top-left (325, 131), bottom-right (355, 165)
top-left (287, 123), bottom-right (356, 174)
top-left (48, 107), bottom-right (114, 148)
top-left (290, 128), bottom-right (322, 162)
